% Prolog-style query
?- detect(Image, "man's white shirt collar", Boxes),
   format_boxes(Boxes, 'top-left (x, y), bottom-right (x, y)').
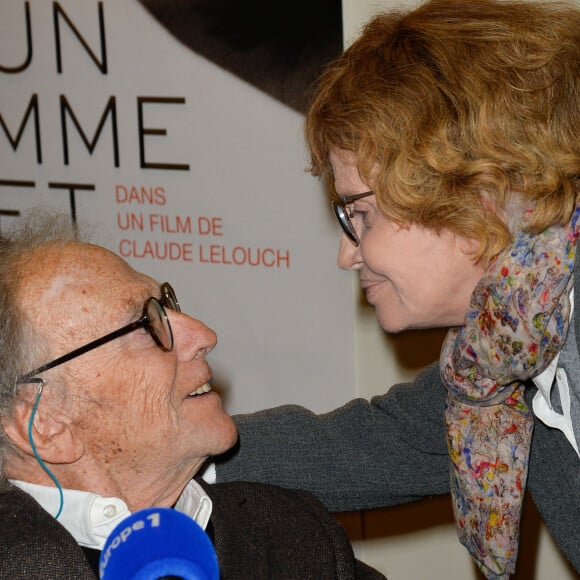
top-left (9, 479), bottom-right (212, 550)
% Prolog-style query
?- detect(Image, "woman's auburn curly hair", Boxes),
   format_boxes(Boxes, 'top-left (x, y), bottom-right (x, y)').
top-left (305, 0), bottom-right (580, 263)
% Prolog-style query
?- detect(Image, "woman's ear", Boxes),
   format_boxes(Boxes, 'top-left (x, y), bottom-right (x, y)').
top-left (2, 390), bottom-right (84, 465)
top-left (458, 235), bottom-right (483, 259)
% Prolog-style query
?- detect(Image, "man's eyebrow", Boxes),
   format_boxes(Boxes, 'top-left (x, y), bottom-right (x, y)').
top-left (122, 282), bottom-right (162, 320)
top-left (122, 292), bottom-right (149, 321)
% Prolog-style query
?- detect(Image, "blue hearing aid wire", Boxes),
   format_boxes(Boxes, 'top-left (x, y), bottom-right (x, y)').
top-left (28, 382), bottom-right (64, 519)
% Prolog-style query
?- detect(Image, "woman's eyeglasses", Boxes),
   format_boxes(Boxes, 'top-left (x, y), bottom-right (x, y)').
top-left (331, 191), bottom-right (374, 246)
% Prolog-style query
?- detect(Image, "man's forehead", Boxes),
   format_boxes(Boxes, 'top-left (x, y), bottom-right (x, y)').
top-left (21, 242), bottom-right (151, 312)
top-left (27, 240), bottom-right (108, 269)
top-left (41, 273), bottom-right (82, 302)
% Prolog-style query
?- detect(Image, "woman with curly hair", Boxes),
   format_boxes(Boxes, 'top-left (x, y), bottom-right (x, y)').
top-left (216, 1), bottom-right (580, 578)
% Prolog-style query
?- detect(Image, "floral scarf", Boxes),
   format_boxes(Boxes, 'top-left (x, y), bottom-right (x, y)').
top-left (440, 204), bottom-right (580, 579)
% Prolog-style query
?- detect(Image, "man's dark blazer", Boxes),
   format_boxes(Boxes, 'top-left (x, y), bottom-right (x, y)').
top-left (0, 480), bottom-right (385, 579)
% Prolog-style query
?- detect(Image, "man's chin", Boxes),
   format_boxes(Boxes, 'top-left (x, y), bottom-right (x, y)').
top-left (212, 418), bottom-right (239, 455)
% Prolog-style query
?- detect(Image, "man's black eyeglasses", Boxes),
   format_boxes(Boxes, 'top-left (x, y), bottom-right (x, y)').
top-left (331, 191), bottom-right (374, 246)
top-left (17, 282), bottom-right (180, 385)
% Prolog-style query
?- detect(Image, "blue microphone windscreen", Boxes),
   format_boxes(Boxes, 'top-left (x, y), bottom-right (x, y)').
top-left (99, 507), bottom-right (219, 580)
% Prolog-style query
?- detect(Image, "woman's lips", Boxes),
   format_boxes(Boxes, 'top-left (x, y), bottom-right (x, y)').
top-left (360, 279), bottom-right (385, 303)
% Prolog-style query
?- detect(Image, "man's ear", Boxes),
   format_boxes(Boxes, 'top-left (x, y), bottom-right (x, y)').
top-left (3, 392), bottom-right (84, 465)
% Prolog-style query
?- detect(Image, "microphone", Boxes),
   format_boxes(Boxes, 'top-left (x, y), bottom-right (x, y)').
top-left (99, 507), bottom-right (219, 580)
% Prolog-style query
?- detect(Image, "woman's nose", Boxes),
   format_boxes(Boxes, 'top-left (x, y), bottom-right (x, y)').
top-left (337, 234), bottom-right (362, 270)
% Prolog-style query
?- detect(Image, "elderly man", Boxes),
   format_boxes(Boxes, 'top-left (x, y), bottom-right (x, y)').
top-left (0, 213), bottom-right (384, 580)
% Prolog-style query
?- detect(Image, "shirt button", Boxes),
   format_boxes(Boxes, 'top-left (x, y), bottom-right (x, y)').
top-left (103, 504), bottom-right (117, 518)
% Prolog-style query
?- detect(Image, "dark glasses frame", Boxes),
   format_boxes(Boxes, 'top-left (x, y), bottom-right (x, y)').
top-left (17, 282), bottom-right (180, 385)
top-left (331, 191), bottom-right (374, 246)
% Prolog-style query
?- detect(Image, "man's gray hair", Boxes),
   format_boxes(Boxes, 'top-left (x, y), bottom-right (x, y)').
top-left (0, 209), bottom-right (84, 478)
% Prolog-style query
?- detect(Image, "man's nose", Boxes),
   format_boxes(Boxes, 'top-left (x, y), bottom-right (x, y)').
top-left (337, 234), bottom-right (362, 270)
top-left (169, 311), bottom-right (218, 360)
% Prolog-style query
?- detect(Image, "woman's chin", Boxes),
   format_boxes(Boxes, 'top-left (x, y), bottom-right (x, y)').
top-left (375, 307), bottom-right (410, 334)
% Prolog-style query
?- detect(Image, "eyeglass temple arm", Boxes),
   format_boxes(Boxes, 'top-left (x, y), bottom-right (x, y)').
top-left (340, 191), bottom-right (373, 204)
top-left (17, 317), bottom-right (148, 384)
